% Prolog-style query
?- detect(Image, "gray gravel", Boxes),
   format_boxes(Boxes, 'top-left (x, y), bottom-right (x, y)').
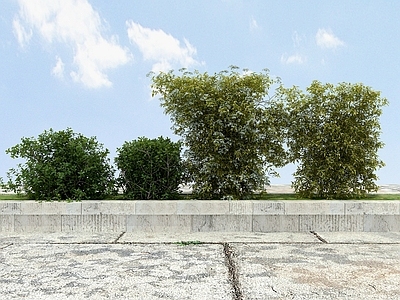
top-left (1, 232), bottom-right (399, 299)
top-left (0, 242), bottom-right (230, 299)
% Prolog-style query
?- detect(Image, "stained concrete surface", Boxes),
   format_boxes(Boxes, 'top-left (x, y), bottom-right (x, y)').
top-left (236, 243), bottom-right (400, 299)
top-left (1, 232), bottom-right (399, 299)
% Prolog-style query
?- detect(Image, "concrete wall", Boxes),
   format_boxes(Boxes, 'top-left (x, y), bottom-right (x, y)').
top-left (1, 200), bottom-right (399, 232)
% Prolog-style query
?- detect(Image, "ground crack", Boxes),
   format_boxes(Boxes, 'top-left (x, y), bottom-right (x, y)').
top-left (310, 231), bottom-right (328, 243)
top-left (113, 232), bottom-right (126, 243)
top-left (223, 242), bottom-right (243, 300)
top-left (0, 243), bottom-right (13, 249)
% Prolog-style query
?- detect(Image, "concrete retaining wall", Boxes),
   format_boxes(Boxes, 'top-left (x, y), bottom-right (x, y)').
top-left (1, 200), bottom-right (399, 232)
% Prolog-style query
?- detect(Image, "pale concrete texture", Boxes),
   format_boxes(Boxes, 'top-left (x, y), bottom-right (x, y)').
top-left (1, 199), bottom-right (400, 233)
top-left (119, 231), bottom-right (319, 244)
top-left (317, 232), bottom-right (400, 244)
top-left (0, 232), bottom-right (399, 299)
top-left (236, 243), bottom-right (400, 299)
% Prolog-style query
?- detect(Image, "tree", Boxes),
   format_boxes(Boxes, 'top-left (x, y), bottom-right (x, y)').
top-left (281, 81), bottom-right (388, 199)
top-left (150, 67), bottom-right (288, 199)
top-left (115, 137), bottom-right (183, 200)
top-left (5, 128), bottom-right (115, 200)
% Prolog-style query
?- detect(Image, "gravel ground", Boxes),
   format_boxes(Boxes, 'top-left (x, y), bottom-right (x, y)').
top-left (0, 232), bottom-right (399, 299)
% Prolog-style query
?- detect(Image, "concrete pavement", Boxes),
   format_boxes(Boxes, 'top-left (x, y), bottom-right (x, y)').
top-left (1, 232), bottom-right (399, 299)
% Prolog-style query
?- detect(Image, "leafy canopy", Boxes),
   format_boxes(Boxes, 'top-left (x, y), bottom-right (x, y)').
top-left (5, 128), bottom-right (115, 201)
top-left (150, 67), bottom-right (288, 199)
top-left (281, 81), bottom-right (388, 199)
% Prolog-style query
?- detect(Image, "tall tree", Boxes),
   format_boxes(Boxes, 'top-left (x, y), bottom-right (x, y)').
top-left (150, 67), bottom-right (287, 199)
top-left (281, 81), bottom-right (388, 199)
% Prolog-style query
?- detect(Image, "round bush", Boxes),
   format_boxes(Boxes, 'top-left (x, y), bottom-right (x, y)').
top-left (115, 137), bottom-right (183, 200)
top-left (5, 128), bottom-right (115, 200)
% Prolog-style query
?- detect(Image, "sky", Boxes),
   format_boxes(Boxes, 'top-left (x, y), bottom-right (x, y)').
top-left (1, 0), bottom-right (399, 185)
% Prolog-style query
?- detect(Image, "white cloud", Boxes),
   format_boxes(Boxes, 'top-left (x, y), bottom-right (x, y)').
top-left (13, 17), bottom-right (32, 47)
top-left (126, 21), bottom-right (200, 73)
top-left (250, 17), bottom-right (259, 32)
top-left (281, 53), bottom-right (306, 65)
top-left (292, 31), bottom-right (304, 48)
top-left (13, 0), bottom-right (131, 88)
top-left (316, 28), bottom-right (345, 49)
top-left (52, 56), bottom-right (64, 78)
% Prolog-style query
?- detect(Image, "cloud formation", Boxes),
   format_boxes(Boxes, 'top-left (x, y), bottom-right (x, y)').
top-left (281, 31), bottom-right (307, 65)
top-left (52, 56), bottom-right (64, 79)
top-left (249, 17), bottom-right (260, 32)
top-left (13, 0), bottom-right (131, 88)
top-left (316, 28), bottom-right (345, 49)
top-left (281, 53), bottom-right (306, 65)
top-left (126, 21), bottom-right (200, 73)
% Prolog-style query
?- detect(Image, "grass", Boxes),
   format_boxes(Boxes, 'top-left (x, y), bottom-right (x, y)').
top-left (0, 194), bottom-right (29, 200)
top-left (176, 240), bottom-right (203, 246)
top-left (1, 193), bottom-right (399, 201)
top-left (251, 192), bottom-right (400, 200)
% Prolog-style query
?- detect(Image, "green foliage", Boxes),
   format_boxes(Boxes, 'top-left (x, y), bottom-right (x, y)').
top-left (176, 240), bottom-right (202, 246)
top-left (281, 81), bottom-right (388, 199)
top-left (115, 137), bottom-right (183, 200)
top-left (5, 128), bottom-right (115, 201)
top-left (150, 67), bottom-right (288, 199)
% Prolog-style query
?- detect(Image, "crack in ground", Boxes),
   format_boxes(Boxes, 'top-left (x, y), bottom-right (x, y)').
top-left (310, 231), bottom-right (328, 243)
top-left (0, 243), bottom-right (13, 249)
top-left (223, 242), bottom-right (243, 300)
top-left (113, 231), bottom-right (126, 243)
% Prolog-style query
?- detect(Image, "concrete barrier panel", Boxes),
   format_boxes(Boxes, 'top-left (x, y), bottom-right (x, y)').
top-left (1, 200), bottom-right (399, 232)
top-left (253, 202), bottom-right (284, 215)
top-left (229, 201), bottom-right (252, 215)
top-left (61, 215), bottom-right (83, 232)
top-left (345, 202), bottom-right (400, 215)
top-left (176, 201), bottom-right (230, 215)
top-left (82, 201), bottom-right (135, 215)
top-left (127, 215), bottom-right (191, 233)
top-left (0, 215), bottom-right (14, 232)
top-left (299, 215), bottom-right (364, 232)
top-left (14, 215), bottom-right (61, 232)
top-left (192, 215), bottom-right (252, 232)
top-left (364, 215), bottom-right (400, 232)
top-left (0, 202), bottom-right (21, 215)
top-left (252, 215), bottom-right (299, 232)
top-left (20, 201), bottom-right (82, 215)
top-left (81, 215), bottom-right (127, 232)
top-left (285, 201), bottom-right (345, 215)
top-left (99, 214), bottom-right (127, 232)
top-left (135, 201), bottom-right (177, 215)
top-left (61, 215), bottom-right (127, 232)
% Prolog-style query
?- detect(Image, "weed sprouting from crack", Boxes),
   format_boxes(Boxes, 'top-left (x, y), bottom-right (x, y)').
top-left (176, 240), bottom-right (203, 246)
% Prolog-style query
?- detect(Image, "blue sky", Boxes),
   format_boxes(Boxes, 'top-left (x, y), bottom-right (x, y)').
top-left (1, 0), bottom-right (399, 184)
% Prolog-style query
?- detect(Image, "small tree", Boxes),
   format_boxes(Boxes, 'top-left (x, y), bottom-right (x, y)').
top-left (115, 137), bottom-right (183, 200)
top-left (5, 128), bottom-right (115, 200)
top-left (150, 67), bottom-right (287, 199)
top-left (281, 81), bottom-right (388, 199)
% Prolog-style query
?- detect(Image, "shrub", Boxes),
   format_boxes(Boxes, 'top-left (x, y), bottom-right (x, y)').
top-left (115, 137), bottom-right (183, 199)
top-left (5, 128), bottom-right (115, 200)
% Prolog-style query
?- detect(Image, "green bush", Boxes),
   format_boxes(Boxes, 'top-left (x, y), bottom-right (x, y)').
top-left (5, 128), bottom-right (115, 201)
top-left (115, 137), bottom-right (183, 199)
